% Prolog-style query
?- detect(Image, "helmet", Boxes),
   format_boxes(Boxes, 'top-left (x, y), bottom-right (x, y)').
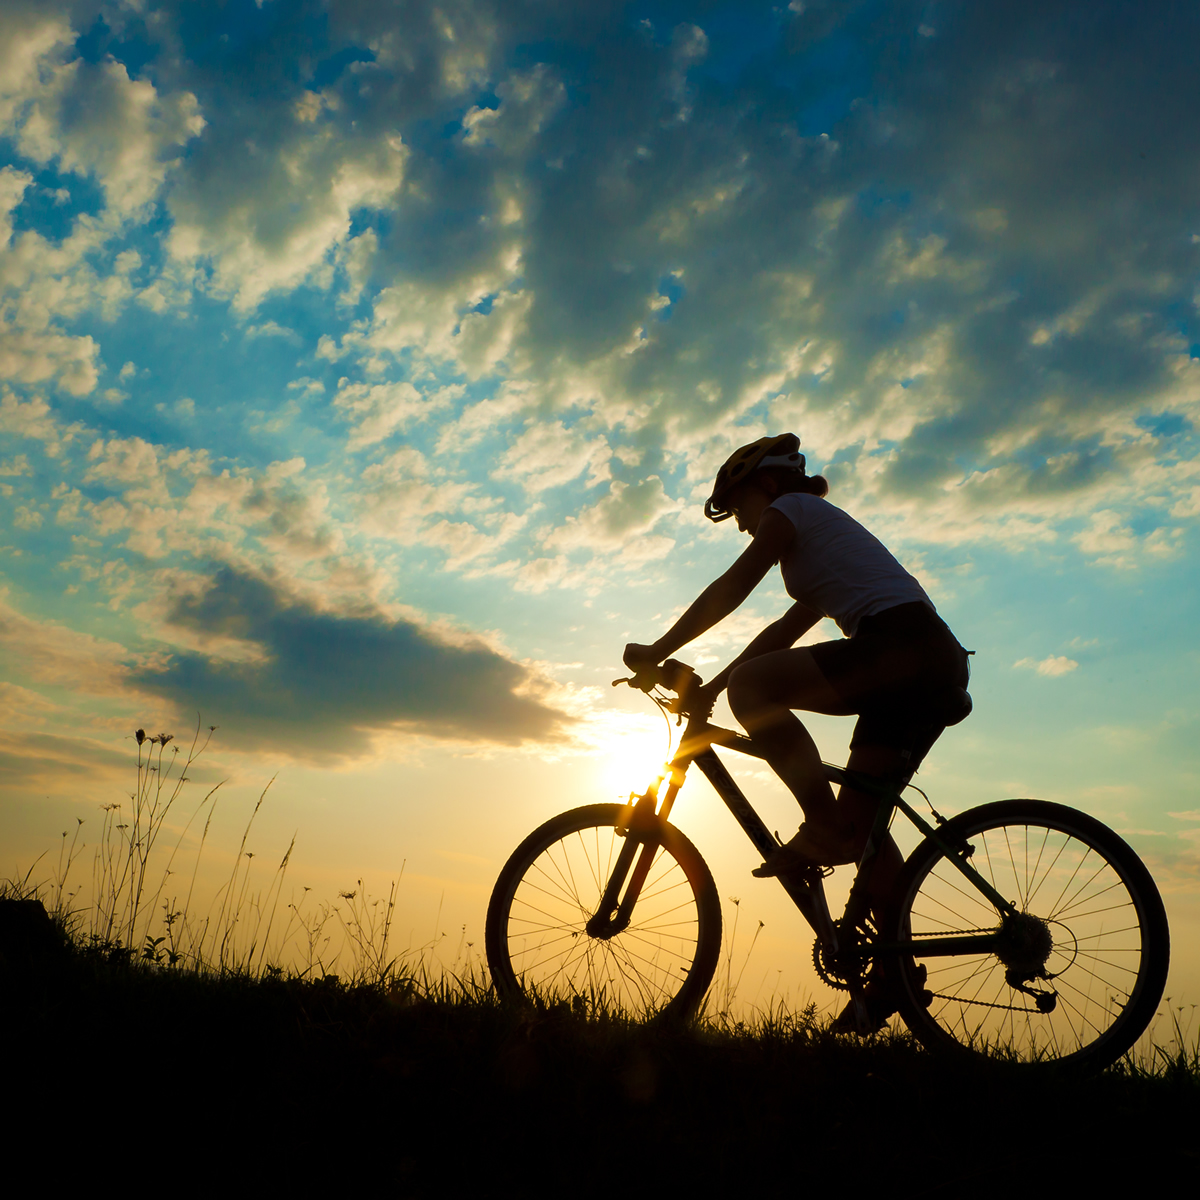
top-left (704, 433), bottom-right (806, 522)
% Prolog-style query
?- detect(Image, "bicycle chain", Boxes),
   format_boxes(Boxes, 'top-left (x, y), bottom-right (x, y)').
top-left (925, 990), bottom-right (1045, 1015)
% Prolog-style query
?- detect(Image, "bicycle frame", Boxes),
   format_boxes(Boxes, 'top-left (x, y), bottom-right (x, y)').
top-left (606, 709), bottom-right (1022, 1011)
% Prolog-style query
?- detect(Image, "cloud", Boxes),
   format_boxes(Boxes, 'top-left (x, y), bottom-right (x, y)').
top-left (1, 7), bottom-right (202, 220)
top-left (492, 422), bottom-right (612, 493)
top-left (164, 90), bottom-right (405, 309)
top-left (0, 452), bottom-right (31, 476)
top-left (299, 2), bottom-right (1200, 556)
top-left (0, 392), bottom-right (83, 456)
top-left (334, 380), bottom-right (456, 447)
top-left (2, 0), bottom-right (1200, 708)
top-left (0, 160), bottom-right (138, 397)
top-left (544, 476), bottom-right (681, 550)
top-left (1072, 509), bottom-right (1183, 568)
top-left (1014, 655), bottom-right (1079, 678)
top-left (462, 64), bottom-right (566, 154)
top-left (0, 6), bottom-right (74, 131)
top-left (355, 444), bottom-right (474, 533)
top-left (0, 680), bottom-right (57, 725)
top-left (0, 728), bottom-right (132, 792)
top-left (0, 590), bottom-right (131, 694)
top-left (132, 564), bottom-right (572, 759)
top-left (0, 313), bottom-right (100, 397)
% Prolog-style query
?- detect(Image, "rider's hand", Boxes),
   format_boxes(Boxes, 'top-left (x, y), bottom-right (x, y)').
top-left (623, 642), bottom-right (661, 672)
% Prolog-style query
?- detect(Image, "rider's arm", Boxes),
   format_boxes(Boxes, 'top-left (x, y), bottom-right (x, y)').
top-left (701, 600), bottom-right (823, 695)
top-left (626, 507), bottom-right (796, 668)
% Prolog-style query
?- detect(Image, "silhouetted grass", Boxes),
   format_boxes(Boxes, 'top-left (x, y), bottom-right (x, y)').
top-left (21, 721), bottom-right (446, 985)
top-left (3, 894), bottom-right (1196, 1193)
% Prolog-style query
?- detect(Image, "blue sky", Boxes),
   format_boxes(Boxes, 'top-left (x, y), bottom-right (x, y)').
top-left (2, 0), bottom-right (1199, 1005)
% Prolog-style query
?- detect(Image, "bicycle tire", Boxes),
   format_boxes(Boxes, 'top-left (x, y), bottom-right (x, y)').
top-left (485, 804), bottom-right (721, 1020)
top-left (882, 800), bottom-right (1169, 1069)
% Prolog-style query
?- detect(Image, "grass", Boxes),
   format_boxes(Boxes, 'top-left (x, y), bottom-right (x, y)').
top-left (5, 917), bottom-right (1197, 1191)
top-left (4, 725), bottom-right (1199, 1188)
top-left (19, 718), bottom-right (451, 985)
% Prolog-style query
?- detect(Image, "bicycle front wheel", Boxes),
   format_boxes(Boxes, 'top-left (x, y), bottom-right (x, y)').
top-left (885, 800), bottom-right (1169, 1069)
top-left (485, 804), bottom-right (721, 1019)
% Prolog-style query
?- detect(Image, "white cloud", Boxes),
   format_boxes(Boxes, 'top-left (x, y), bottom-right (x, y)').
top-left (1014, 655), bottom-right (1079, 678)
top-left (357, 445), bottom-right (473, 533)
top-left (3, 22), bottom-right (203, 218)
top-left (0, 391), bottom-right (83, 455)
top-left (244, 320), bottom-right (299, 342)
top-left (0, 452), bottom-right (31, 476)
top-left (334, 379), bottom-right (458, 447)
top-left (0, 317), bottom-right (100, 395)
top-left (361, 274), bottom-right (529, 379)
top-left (493, 422), bottom-right (612, 493)
top-left (287, 377), bottom-right (325, 396)
top-left (1071, 510), bottom-right (1183, 568)
top-left (544, 476), bottom-right (681, 550)
top-left (84, 436), bottom-right (167, 490)
top-left (0, 8), bottom-right (73, 131)
top-left (166, 127), bottom-right (405, 310)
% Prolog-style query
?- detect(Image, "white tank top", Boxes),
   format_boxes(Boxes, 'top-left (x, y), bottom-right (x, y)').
top-left (769, 493), bottom-right (933, 637)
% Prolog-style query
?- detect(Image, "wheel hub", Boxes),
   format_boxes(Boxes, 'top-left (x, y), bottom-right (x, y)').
top-left (995, 911), bottom-right (1054, 977)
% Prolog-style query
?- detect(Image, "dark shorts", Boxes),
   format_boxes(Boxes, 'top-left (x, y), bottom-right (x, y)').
top-left (808, 602), bottom-right (971, 771)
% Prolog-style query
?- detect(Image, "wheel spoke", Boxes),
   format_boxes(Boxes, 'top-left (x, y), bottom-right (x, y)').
top-left (488, 807), bottom-right (718, 1018)
top-left (891, 802), bottom-right (1167, 1069)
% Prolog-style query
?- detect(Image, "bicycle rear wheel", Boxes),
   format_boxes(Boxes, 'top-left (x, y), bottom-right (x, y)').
top-left (884, 800), bottom-right (1169, 1069)
top-left (486, 804), bottom-right (721, 1019)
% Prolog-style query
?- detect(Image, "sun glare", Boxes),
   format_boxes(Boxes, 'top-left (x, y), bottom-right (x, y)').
top-left (588, 709), bottom-right (677, 802)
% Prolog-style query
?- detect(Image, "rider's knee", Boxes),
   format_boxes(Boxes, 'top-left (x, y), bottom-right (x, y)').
top-left (726, 663), bottom-right (764, 721)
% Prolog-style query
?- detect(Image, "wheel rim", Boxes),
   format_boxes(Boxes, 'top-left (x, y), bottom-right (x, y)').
top-left (902, 818), bottom-right (1151, 1062)
top-left (502, 823), bottom-right (704, 1015)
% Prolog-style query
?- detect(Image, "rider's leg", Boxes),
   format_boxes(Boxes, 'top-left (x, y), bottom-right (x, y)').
top-left (838, 742), bottom-right (907, 910)
top-left (727, 648), bottom-right (857, 856)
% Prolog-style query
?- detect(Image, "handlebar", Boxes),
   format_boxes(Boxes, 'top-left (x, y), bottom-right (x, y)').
top-left (612, 658), bottom-right (705, 716)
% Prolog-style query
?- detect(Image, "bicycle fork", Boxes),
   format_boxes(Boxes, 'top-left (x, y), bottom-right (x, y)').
top-left (584, 784), bottom-right (665, 939)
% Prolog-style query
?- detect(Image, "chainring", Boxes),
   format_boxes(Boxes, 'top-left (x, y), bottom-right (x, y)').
top-left (812, 937), bottom-right (851, 990)
top-left (811, 919), bottom-right (874, 991)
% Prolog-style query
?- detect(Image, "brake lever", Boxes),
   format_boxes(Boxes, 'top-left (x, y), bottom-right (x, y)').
top-left (611, 673), bottom-right (657, 693)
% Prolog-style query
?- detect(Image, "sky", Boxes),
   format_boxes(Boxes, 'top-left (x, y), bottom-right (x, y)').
top-left (2, 0), bottom-right (1199, 1011)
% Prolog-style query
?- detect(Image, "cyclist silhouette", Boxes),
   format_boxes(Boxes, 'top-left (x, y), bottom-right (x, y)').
top-left (489, 439), bottom-right (1165, 1043)
top-left (623, 433), bottom-right (971, 904)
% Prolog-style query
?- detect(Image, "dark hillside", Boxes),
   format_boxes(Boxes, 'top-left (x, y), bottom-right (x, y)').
top-left (4, 898), bottom-right (1194, 1193)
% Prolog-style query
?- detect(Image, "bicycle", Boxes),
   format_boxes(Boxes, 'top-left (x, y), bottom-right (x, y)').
top-left (485, 659), bottom-right (1170, 1069)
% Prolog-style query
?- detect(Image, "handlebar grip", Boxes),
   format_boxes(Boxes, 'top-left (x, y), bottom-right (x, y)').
top-left (612, 659), bottom-right (703, 698)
